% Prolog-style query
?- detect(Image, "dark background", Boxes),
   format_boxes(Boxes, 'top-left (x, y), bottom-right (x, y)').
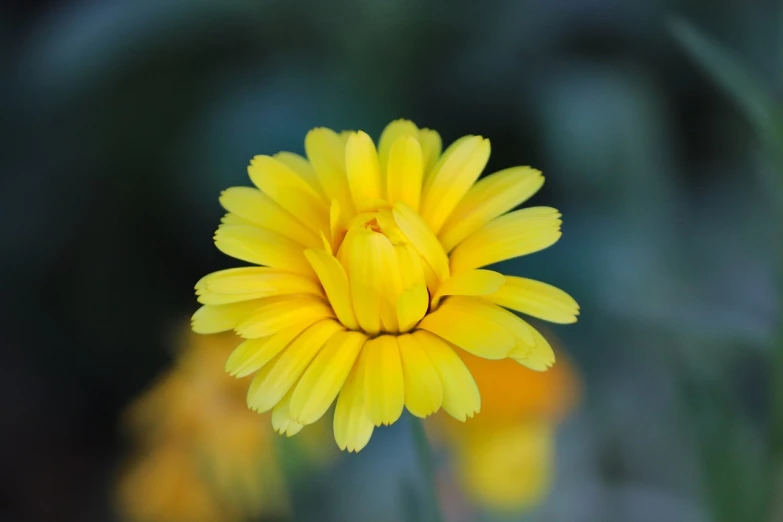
top-left (2, 1), bottom-right (780, 521)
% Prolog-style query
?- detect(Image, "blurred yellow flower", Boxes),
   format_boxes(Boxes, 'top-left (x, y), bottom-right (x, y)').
top-left (192, 119), bottom-right (579, 452)
top-left (115, 330), bottom-right (331, 522)
top-left (433, 344), bottom-right (580, 511)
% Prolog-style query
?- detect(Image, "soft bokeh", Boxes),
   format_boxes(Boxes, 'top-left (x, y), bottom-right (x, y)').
top-left (431, 336), bottom-right (580, 513)
top-left (115, 329), bottom-right (332, 522)
top-left (2, 1), bottom-right (780, 521)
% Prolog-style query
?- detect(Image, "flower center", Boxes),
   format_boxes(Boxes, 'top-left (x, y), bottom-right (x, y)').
top-left (363, 218), bottom-right (382, 234)
top-left (332, 208), bottom-right (432, 336)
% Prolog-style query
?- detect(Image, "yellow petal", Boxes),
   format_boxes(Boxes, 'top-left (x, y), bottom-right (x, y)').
top-left (431, 269), bottom-right (505, 308)
top-left (376, 235), bottom-right (403, 333)
top-left (392, 201), bottom-right (450, 281)
top-left (418, 128), bottom-right (442, 178)
top-left (319, 231), bottom-right (332, 254)
top-left (273, 151), bottom-right (324, 198)
top-left (248, 155), bottom-right (329, 233)
top-left (386, 135), bottom-right (424, 210)
top-left (290, 330), bottom-right (367, 424)
top-left (235, 296), bottom-right (333, 339)
top-left (511, 325), bottom-right (556, 371)
top-left (421, 260), bottom-right (441, 297)
top-left (333, 352), bottom-right (375, 452)
top-left (225, 324), bottom-right (308, 377)
top-left (439, 167), bottom-right (544, 252)
top-left (419, 136), bottom-right (490, 234)
top-left (397, 284), bottom-right (429, 332)
top-left (363, 335), bottom-right (405, 426)
top-left (304, 248), bottom-right (359, 330)
top-left (397, 334), bottom-right (443, 418)
top-left (345, 131), bottom-right (382, 211)
top-left (348, 230), bottom-right (389, 335)
top-left (412, 330), bottom-right (480, 421)
top-left (246, 319), bottom-right (343, 412)
top-left (378, 119), bottom-right (419, 175)
top-left (195, 289), bottom-right (271, 306)
top-left (196, 267), bottom-right (322, 305)
top-left (329, 199), bottom-right (343, 248)
top-left (449, 207), bottom-right (562, 274)
top-left (375, 209), bottom-right (411, 245)
top-left (448, 295), bottom-right (535, 346)
top-left (214, 224), bottom-right (313, 275)
top-left (305, 127), bottom-right (355, 217)
top-left (247, 351), bottom-right (282, 410)
top-left (196, 267), bottom-right (319, 295)
top-left (486, 276), bottom-right (579, 324)
top-left (191, 300), bottom-right (264, 334)
top-left (418, 298), bottom-right (516, 359)
top-left (271, 389), bottom-right (304, 436)
top-left (219, 187), bottom-right (321, 248)
top-left (219, 211), bottom-right (256, 227)
top-left (395, 243), bottom-right (427, 289)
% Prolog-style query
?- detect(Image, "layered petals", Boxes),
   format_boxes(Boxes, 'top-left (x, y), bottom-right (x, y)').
top-left (271, 390), bottom-right (304, 437)
top-left (413, 331), bottom-right (480, 421)
top-left (449, 207), bottom-right (562, 274)
top-left (196, 267), bottom-right (323, 305)
top-left (511, 323), bottom-right (557, 371)
top-left (225, 325), bottom-right (309, 378)
top-left (439, 167), bottom-right (544, 252)
top-left (219, 187), bottom-right (322, 248)
top-left (485, 276), bottom-right (580, 324)
top-left (393, 201), bottom-right (450, 281)
top-left (290, 330), bottom-right (367, 425)
top-left (304, 249), bottom-right (359, 330)
top-left (246, 319), bottom-right (343, 413)
top-left (305, 128), bottom-right (355, 217)
top-left (191, 300), bottom-right (266, 334)
top-left (235, 296), bottom-right (334, 339)
top-left (431, 269), bottom-right (505, 308)
top-left (194, 120), bottom-right (578, 452)
top-left (420, 136), bottom-right (490, 234)
top-left (386, 135), bottom-right (424, 210)
top-left (398, 334), bottom-right (443, 418)
top-left (362, 336), bottom-right (405, 426)
top-left (333, 355), bottom-right (374, 452)
top-left (214, 225), bottom-right (314, 275)
top-left (346, 131), bottom-right (382, 211)
top-left (418, 298), bottom-right (516, 359)
top-left (247, 155), bottom-right (329, 234)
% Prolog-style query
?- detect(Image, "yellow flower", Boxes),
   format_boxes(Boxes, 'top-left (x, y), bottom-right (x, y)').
top-left (433, 343), bottom-right (580, 511)
top-left (115, 330), bottom-right (331, 522)
top-left (192, 119), bottom-right (579, 452)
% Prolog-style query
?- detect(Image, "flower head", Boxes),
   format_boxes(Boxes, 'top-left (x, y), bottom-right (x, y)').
top-left (192, 119), bottom-right (579, 452)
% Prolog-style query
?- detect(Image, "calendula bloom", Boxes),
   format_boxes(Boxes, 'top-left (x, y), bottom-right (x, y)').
top-left (432, 343), bottom-right (580, 511)
top-left (192, 119), bottom-right (579, 452)
top-left (115, 330), bottom-right (331, 522)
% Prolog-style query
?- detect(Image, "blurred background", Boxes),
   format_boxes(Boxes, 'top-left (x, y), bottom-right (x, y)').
top-left (2, 0), bottom-right (782, 521)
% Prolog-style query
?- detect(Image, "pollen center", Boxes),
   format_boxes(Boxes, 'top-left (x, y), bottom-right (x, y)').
top-left (363, 218), bottom-right (382, 234)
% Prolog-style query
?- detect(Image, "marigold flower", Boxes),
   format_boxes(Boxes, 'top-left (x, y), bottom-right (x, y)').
top-left (115, 330), bottom-right (331, 522)
top-left (432, 344), bottom-right (580, 510)
top-left (192, 119), bottom-right (579, 452)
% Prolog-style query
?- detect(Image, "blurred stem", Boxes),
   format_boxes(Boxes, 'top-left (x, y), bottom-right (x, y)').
top-left (410, 417), bottom-right (444, 522)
